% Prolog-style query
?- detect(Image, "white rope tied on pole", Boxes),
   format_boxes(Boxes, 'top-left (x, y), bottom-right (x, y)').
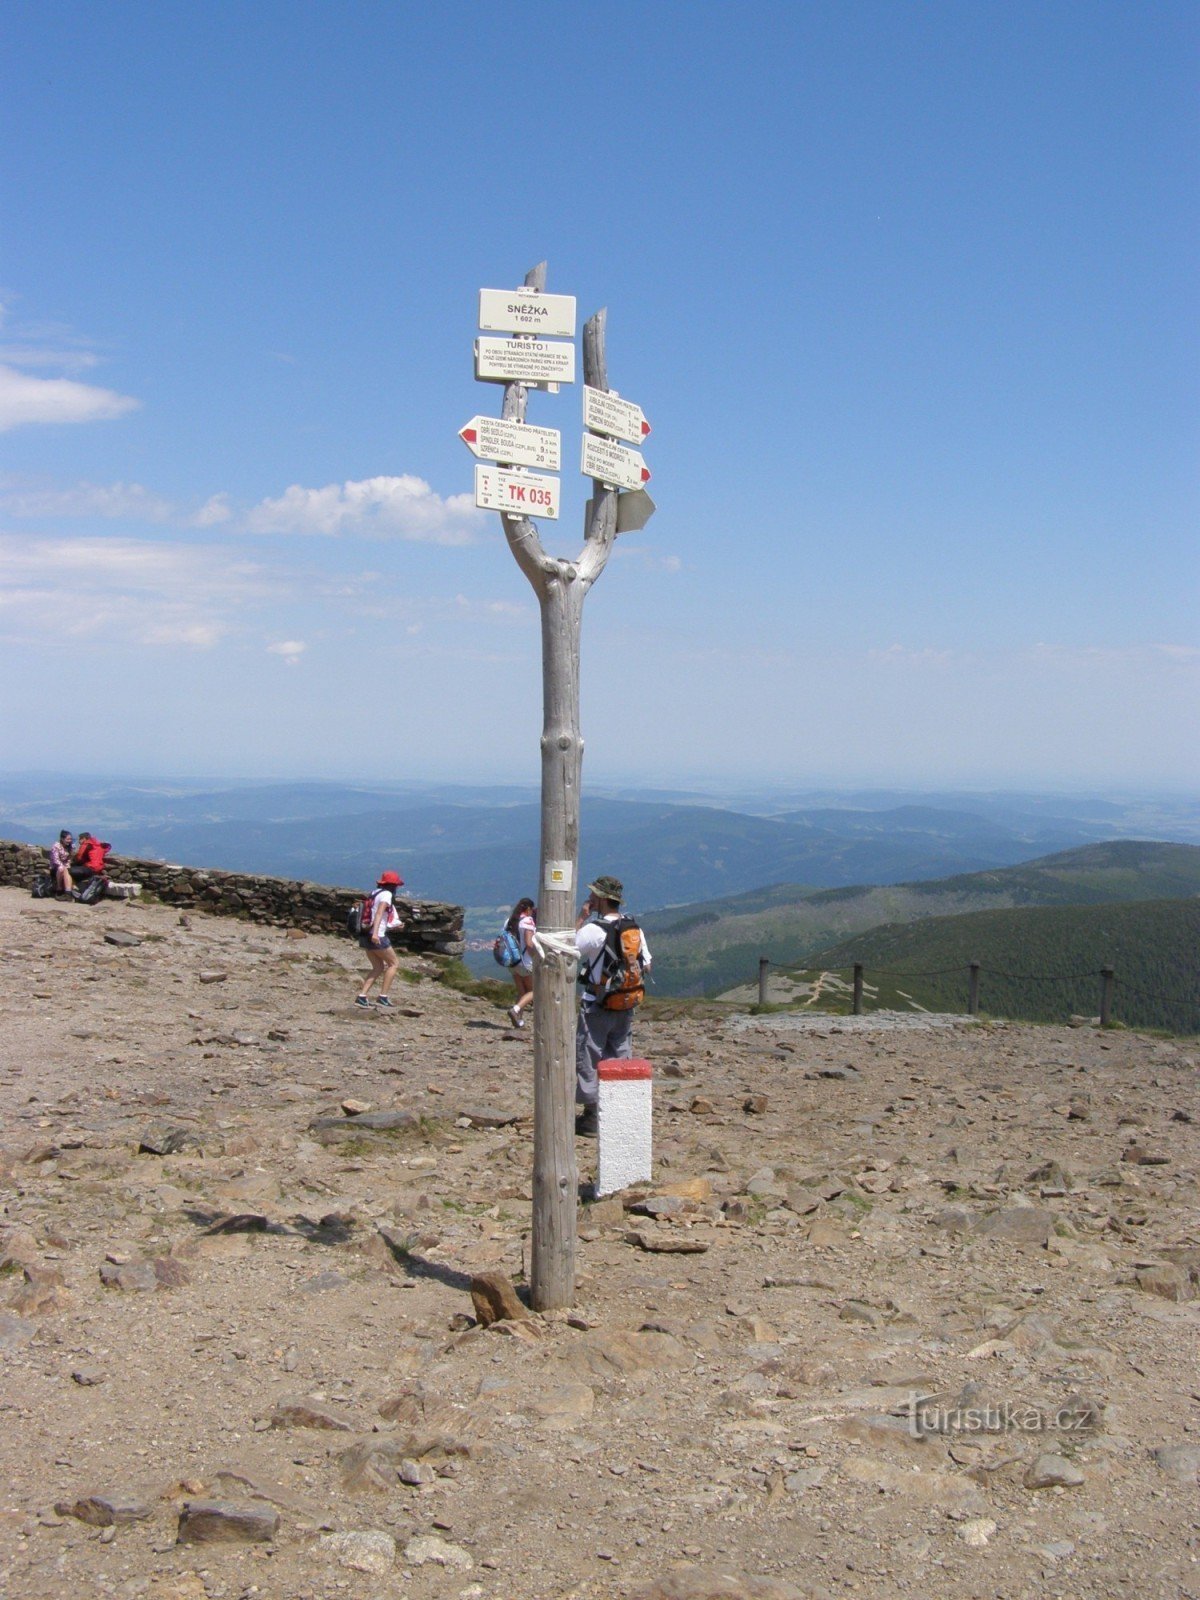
top-left (531, 928), bottom-right (580, 976)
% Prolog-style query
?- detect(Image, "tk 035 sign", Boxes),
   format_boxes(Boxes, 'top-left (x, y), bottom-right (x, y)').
top-left (474, 464), bottom-right (561, 520)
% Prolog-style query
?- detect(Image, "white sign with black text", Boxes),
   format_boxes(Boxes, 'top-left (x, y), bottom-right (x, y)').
top-left (479, 288), bottom-right (577, 338)
top-left (475, 337), bottom-right (576, 386)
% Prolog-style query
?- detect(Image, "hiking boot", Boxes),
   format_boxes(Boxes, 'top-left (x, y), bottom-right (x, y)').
top-left (354, 995), bottom-right (372, 1008)
top-left (575, 1106), bottom-right (599, 1138)
top-left (376, 996), bottom-right (395, 1009)
top-left (508, 1004), bottom-right (524, 1028)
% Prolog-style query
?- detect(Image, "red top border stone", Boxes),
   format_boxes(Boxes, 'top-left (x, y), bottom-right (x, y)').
top-left (598, 1058), bottom-right (652, 1081)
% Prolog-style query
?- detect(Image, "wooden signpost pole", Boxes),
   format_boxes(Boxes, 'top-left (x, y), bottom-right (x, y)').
top-left (495, 263), bottom-right (620, 1310)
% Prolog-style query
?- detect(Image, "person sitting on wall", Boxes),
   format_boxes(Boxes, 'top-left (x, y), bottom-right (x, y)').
top-left (70, 831), bottom-right (112, 890)
top-left (48, 830), bottom-right (75, 896)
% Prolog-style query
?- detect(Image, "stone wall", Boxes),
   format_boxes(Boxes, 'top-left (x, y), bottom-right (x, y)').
top-left (0, 839), bottom-right (464, 956)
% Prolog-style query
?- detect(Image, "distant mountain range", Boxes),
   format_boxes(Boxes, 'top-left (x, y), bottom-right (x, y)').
top-left (649, 840), bottom-right (1200, 998)
top-left (2, 775), bottom-right (1197, 921)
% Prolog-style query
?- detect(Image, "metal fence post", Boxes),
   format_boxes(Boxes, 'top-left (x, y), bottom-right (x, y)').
top-left (1100, 967), bottom-right (1115, 1027)
top-left (852, 964), bottom-right (864, 1016)
top-left (968, 962), bottom-right (981, 1016)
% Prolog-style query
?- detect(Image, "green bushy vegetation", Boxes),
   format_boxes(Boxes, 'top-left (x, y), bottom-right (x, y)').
top-left (648, 841), bottom-right (1200, 1000)
top-left (795, 898), bottom-right (1200, 1035)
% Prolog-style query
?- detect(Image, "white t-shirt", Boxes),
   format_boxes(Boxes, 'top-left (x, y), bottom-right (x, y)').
top-left (371, 888), bottom-right (402, 935)
top-left (517, 912), bottom-right (536, 973)
top-left (575, 913), bottom-right (651, 993)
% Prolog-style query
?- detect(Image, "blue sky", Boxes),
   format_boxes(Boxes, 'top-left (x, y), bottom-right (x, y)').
top-left (2, 1), bottom-right (1196, 790)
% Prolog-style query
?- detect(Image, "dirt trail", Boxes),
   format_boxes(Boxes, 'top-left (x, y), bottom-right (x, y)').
top-left (1, 887), bottom-right (1197, 1600)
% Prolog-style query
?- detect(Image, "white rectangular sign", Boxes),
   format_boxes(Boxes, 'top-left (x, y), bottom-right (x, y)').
top-left (479, 288), bottom-right (577, 338)
top-left (475, 337), bottom-right (576, 385)
top-left (459, 415), bottom-right (561, 471)
top-left (475, 464), bottom-right (560, 520)
top-left (581, 432), bottom-right (651, 491)
top-left (544, 859), bottom-right (574, 893)
top-left (583, 384), bottom-right (651, 444)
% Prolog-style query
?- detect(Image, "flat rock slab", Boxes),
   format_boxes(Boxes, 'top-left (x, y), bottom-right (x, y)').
top-left (625, 1230), bottom-right (709, 1254)
top-left (0, 1313), bottom-right (37, 1351)
top-left (320, 1529), bottom-right (396, 1576)
top-left (457, 1107), bottom-right (521, 1127)
top-left (975, 1207), bottom-right (1055, 1246)
top-left (57, 1494), bottom-right (154, 1527)
top-left (270, 1401), bottom-right (352, 1432)
top-left (631, 1569), bottom-right (807, 1600)
top-left (103, 931), bottom-right (142, 948)
top-left (177, 1500), bottom-right (280, 1544)
top-left (99, 1257), bottom-right (190, 1292)
top-left (1152, 1445), bottom-right (1200, 1481)
top-left (138, 1125), bottom-right (203, 1156)
top-left (308, 1111), bottom-right (418, 1141)
top-left (1024, 1453), bottom-right (1085, 1489)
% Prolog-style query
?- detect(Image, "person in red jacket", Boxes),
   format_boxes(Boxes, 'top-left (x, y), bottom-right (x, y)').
top-left (70, 832), bottom-right (111, 890)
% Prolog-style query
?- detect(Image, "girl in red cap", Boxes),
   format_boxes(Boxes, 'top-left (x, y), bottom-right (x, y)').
top-left (356, 870), bottom-right (405, 1008)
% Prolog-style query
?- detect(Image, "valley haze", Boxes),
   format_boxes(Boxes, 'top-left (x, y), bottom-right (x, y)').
top-left (3, 773), bottom-right (1196, 971)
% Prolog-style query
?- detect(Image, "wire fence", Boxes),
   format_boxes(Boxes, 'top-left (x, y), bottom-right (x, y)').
top-left (751, 956), bottom-right (1200, 1035)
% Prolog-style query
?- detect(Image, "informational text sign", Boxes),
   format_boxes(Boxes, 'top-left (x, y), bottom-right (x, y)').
top-left (475, 464), bottom-right (561, 519)
top-left (459, 416), bottom-right (561, 471)
top-left (580, 432), bottom-right (651, 491)
top-left (475, 337), bottom-right (576, 385)
top-left (479, 288), bottom-right (577, 338)
top-left (582, 384), bottom-right (651, 444)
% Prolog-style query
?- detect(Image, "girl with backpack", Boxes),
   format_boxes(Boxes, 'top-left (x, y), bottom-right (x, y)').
top-left (505, 897), bottom-right (537, 1028)
top-left (355, 870), bottom-right (405, 1009)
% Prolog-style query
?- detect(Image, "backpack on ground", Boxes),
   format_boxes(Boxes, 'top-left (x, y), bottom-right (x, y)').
top-left (346, 892), bottom-right (375, 938)
top-left (589, 915), bottom-right (645, 1010)
top-left (31, 874), bottom-right (54, 899)
top-left (77, 876), bottom-right (106, 905)
top-left (493, 928), bottom-right (523, 968)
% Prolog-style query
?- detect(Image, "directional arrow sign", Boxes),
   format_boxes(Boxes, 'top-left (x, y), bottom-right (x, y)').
top-left (459, 416), bottom-right (561, 471)
top-left (479, 288), bottom-right (577, 338)
top-left (583, 385), bottom-right (651, 445)
top-left (581, 433), bottom-right (651, 492)
top-left (475, 337), bottom-right (576, 386)
top-left (475, 464), bottom-right (560, 520)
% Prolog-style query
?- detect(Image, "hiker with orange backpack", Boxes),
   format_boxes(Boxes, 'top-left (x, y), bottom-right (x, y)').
top-left (573, 875), bottom-right (651, 1137)
top-left (355, 870), bottom-right (405, 1009)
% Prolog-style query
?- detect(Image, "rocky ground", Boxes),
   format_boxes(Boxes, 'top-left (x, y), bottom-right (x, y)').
top-left (1, 886), bottom-right (1198, 1600)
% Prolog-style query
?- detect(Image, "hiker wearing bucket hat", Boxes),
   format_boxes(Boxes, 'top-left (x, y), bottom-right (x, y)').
top-left (573, 874), bottom-right (652, 1136)
top-left (355, 870), bottom-right (406, 1008)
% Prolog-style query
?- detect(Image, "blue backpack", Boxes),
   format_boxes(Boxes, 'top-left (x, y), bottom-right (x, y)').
top-left (493, 928), bottom-right (523, 968)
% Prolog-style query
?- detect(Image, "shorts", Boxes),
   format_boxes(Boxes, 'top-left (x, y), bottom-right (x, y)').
top-left (360, 934), bottom-right (392, 951)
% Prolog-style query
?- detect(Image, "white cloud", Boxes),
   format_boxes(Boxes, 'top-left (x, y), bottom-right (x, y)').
top-left (0, 344), bottom-right (100, 373)
top-left (244, 475), bottom-right (485, 544)
top-left (0, 535), bottom-right (265, 648)
top-left (0, 479), bottom-right (172, 521)
top-left (191, 492), bottom-right (233, 527)
top-left (0, 364), bottom-right (140, 431)
top-left (0, 299), bottom-right (139, 431)
top-left (267, 639), bottom-right (306, 666)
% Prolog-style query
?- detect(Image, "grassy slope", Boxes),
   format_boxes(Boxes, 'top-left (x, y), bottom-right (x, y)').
top-left (649, 841), bottom-right (1200, 999)
top-left (781, 898), bottom-right (1200, 1035)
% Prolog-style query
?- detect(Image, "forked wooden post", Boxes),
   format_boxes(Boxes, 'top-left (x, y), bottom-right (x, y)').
top-left (498, 262), bottom-right (620, 1310)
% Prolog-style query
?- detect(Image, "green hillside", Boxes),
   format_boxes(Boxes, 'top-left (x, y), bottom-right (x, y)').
top-left (649, 841), bottom-right (1200, 998)
top-left (769, 898), bottom-right (1200, 1035)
